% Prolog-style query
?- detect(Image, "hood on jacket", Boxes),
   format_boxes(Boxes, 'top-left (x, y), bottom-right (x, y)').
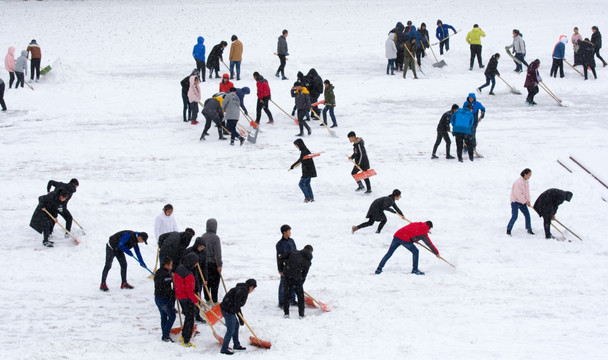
top-left (297, 71), bottom-right (304, 80)
top-left (180, 230), bottom-right (195, 247)
top-left (222, 73), bottom-right (230, 80)
top-left (193, 236), bottom-right (205, 249)
top-left (8, 47), bottom-right (15, 55)
top-left (241, 87), bottom-right (250, 94)
top-left (565, 191), bottom-right (573, 201)
top-left (20, 50), bottom-right (27, 57)
top-left (293, 138), bottom-right (308, 151)
top-left (354, 137), bottom-right (363, 144)
top-left (206, 218), bottom-right (217, 234)
top-left (197, 36), bottom-right (205, 45)
top-left (559, 35), bottom-right (568, 44)
top-left (467, 92), bottom-right (477, 101)
top-left (307, 68), bottom-right (318, 78)
top-left (183, 252), bottom-right (199, 269)
top-left (257, 75), bottom-right (267, 83)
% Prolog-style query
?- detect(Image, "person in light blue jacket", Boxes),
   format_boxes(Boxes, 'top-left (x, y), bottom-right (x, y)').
top-left (450, 105), bottom-right (475, 162)
top-left (436, 20), bottom-right (457, 55)
top-left (192, 36), bottom-right (206, 81)
top-left (462, 92), bottom-right (485, 153)
top-left (550, 35), bottom-right (568, 78)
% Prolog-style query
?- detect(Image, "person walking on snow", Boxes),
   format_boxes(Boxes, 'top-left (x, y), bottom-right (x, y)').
top-left (46, 178), bottom-right (79, 235)
top-left (201, 218), bottom-right (223, 304)
top-left (352, 189), bottom-right (404, 234)
top-left (200, 95), bottom-right (227, 141)
top-left (550, 36), bottom-right (568, 78)
top-left (29, 190), bottom-right (68, 247)
top-left (291, 81), bottom-right (312, 137)
top-left (524, 59), bottom-right (541, 105)
top-left (436, 20), bottom-right (457, 55)
top-left (5, 47), bottom-right (15, 88)
top-left (506, 29), bottom-right (527, 73)
top-left (253, 72), bottom-right (274, 124)
top-left (591, 26), bottom-right (607, 67)
top-left (174, 252), bottom-right (200, 348)
top-left (188, 74), bottom-right (201, 124)
top-left (220, 279), bottom-right (257, 355)
top-left (321, 80), bottom-right (337, 127)
top-left (192, 36), bottom-right (206, 81)
top-left (229, 35), bottom-right (243, 80)
top-left (451, 104), bottom-right (475, 162)
top-left (572, 27), bottom-right (583, 66)
top-left (375, 221), bottom-right (438, 275)
top-left (276, 225), bottom-right (297, 308)
top-left (275, 30), bottom-right (289, 80)
top-left (282, 245), bottom-right (313, 319)
top-left (154, 257), bottom-right (176, 343)
top-left (533, 189), bottom-right (573, 239)
top-left (26, 40), bottom-right (41, 82)
top-left (462, 93), bottom-right (485, 153)
top-left (477, 53), bottom-right (500, 94)
top-left (466, 24), bottom-right (486, 70)
top-left (155, 204), bottom-right (178, 243)
top-left (290, 138), bottom-right (317, 203)
top-left (207, 41), bottom-right (227, 79)
top-left (14, 50), bottom-right (27, 88)
top-left (579, 39), bottom-right (598, 80)
top-left (223, 87), bottom-right (245, 145)
top-left (100, 231), bottom-right (149, 291)
top-left (506, 168), bottom-right (535, 236)
top-left (385, 33), bottom-right (397, 75)
top-left (432, 104), bottom-right (458, 159)
top-left (348, 131), bottom-right (372, 193)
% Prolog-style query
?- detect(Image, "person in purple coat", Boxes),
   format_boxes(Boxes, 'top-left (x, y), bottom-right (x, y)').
top-left (524, 59), bottom-right (541, 105)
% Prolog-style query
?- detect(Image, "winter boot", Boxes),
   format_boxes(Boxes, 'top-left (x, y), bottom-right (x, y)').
top-left (43, 240), bottom-right (54, 248)
top-left (99, 283), bottom-right (109, 291)
top-left (431, 154), bottom-right (439, 159)
top-left (446, 155), bottom-right (455, 159)
top-left (506, 229), bottom-right (511, 236)
top-left (121, 282), bottom-right (134, 289)
top-left (527, 229), bottom-right (535, 235)
top-left (239, 137), bottom-right (245, 146)
top-left (355, 181), bottom-right (365, 191)
top-left (351, 225), bottom-right (358, 234)
top-left (411, 269), bottom-right (425, 275)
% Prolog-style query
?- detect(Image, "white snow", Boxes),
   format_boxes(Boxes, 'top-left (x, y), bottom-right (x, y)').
top-left (1, 0), bottom-right (608, 359)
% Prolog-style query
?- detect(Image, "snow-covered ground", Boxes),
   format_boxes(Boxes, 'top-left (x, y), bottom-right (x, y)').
top-left (1, 0), bottom-right (608, 359)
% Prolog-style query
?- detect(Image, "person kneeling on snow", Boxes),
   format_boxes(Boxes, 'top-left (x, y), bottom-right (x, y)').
top-left (375, 221), bottom-right (438, 275)
top-left (220, 279), bottom-right (257, 355)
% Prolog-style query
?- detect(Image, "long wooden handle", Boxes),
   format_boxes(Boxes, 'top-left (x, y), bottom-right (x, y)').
top-left (149, 246), bottom-right (160, 279)
top-left (238, 312), bottom-right (262, 345)
top-left (563, 59), bottom-right (584, 77)
top-left (303, 290), bottom-right (320, 307)
top-left (425, 35), bottom-right (440, 62)
top-left (414, 241), bottom-right (455, 268)
top-left (497, 75), bottom-right (515, 90)
top-left (195, 303), bottom-right (222, 338)
top-left (195, 294), bottom-right (225, 326)
top-left (269, 99), bottom-right (298, 124)
top-left (216, 257), bottom-right (228, 294)
top-left (72, 217), bottom-right (85, 231)
top-left (554, 219), bottom-right (583, 241)
top-left (196, 263), bottom-right (215, 306)
top-left (42, 208), bottom-right (78, 242)
top-left (310, 108), bottom-right (335, 134)
top-left (175, 278), bottom-right (183, 327)
top-left (346, 154), bottom-right (363, 172)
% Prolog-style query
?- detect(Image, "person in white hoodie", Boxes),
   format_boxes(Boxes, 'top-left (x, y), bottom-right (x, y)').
top-left (154, 204), bottom-right (179, 242)
top-left (14, 50), bottom-right (28, 88)
top-left (385, 34), bottom-right (398, 75)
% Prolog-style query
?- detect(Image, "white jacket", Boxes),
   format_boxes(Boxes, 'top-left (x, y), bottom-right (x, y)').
top-left (154, 212), bottom-right (178, 242)
top-left (385, 35), bottom-right (397, 59)
top-left (507, 35), bottom-right (526, 55)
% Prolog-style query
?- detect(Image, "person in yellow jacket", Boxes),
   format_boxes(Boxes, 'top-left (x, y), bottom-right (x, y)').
top-left (229, 35), bottom-right (243, 80)
top-left (466, 24), bottom-right (486, 70)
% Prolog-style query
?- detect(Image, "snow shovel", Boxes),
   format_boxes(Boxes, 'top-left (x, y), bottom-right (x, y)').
top-left (425, 35), bottom-right (446, 68)
top-left (196, 263), bottom-right (216, 307)
top-left (269, 99), bottom-right (299, 125)
top-left (289, 153), bottom-right (323, 171)
top-left (40, 65), bottom-right (52, 75)
top-left (404, 44), bottom-right (424, 75)
top-left (148, 246), bottom-right (159, 279)
top-left (24, 81), bottom-right (35, 91)
top-left (310, 108), bottom-right (337, 137)
top-left (539, 81), bottom-right (564, 105)
top-left (431, 29), bottom-right (462, 46)
top-left (563, 59), bottom-right (584, 77)
top-left (550, 223), bottom-right (568, 241)
top-left (303, 291), bottom-right (330, 312)
top-left (414, 241), bottom-right (455, 268)
top-left (196, 294), bottom-right (224, 326)
top-left (497, 75), bottom-right (522, 95)
top-left (72, 218), bottom-right (86, 235)
top-left (42, 208), bottom-right (80, 245)
top-left (238, 313), bottom-right (272, 349)
top-left (220, 59), bottom-right (230, 72)
top-left (196, 303), bottom-right (224, 344)
top-left (554, 218), bottom-right (583, 241)
top-left (346, 154), bottom-right (377, 181)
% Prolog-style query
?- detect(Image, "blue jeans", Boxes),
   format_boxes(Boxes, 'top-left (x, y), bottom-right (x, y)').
top-left (386, 59), bottom-right (395, 74)
top-left (478, 75), bottom-right (496, 93)
top-left (221, 311), bottom-right (241, 352)
top-left (278, 275), bottom-right (296, 305)
top-left (155, 296), bottom-right (176, 339)
top-left (322, 106), bottom-right (337, 126)
top-left (376, 237), bottom-right (419, 272)
top-left (514, 53), bottom-right (528, 71)
top-left (298, 177), bottom-right (313, 200)
top-left (507, 202), bottom-right (531, 231)
top-left (230, 61), bottom-right (241, 79)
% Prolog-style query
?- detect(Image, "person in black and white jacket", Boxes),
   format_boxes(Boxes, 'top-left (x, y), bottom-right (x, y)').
top-left (347, 131), bottom-right (371, 193)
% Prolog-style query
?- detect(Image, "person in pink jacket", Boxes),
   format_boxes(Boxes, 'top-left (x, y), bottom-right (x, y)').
top-left (506, 168), bottom-right (534, 236)
top-left (187, 75), bottom-right (201, 125)
top-left (5, 47), bottom-right (16, 88)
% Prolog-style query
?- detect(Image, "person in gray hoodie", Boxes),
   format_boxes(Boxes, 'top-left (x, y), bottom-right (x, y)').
top-left (14, 50), bottom-right (28, 88)
top-left (275, 30), bottom-right (289, 80)
top-left (222, 87), bottom-right (245, 146)
top-left (201, 218), bottom-right (223, 304)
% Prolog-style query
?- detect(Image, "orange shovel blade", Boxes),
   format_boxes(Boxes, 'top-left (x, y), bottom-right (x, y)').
top-left (205, 304), bottom-right (223, 325)
top-left (305, 296), bottom-right (318, 308)
top-left (249, 336), bottom-right (272, 349)
top-left (352, 169), bottom-right (377, 181)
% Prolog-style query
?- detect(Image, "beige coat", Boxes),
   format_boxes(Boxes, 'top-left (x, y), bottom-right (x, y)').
top-left (229, 40), bottom-right (243, 61)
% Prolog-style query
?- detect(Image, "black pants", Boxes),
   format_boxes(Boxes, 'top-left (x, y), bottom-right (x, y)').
top-left (439, 38), bottom-right (450, 55)
top-left (30, 58), bottom-right (41, 80)
top-left (101, 244), bottom-right (127, 284)
top-left (202, 115), bottom-right (223, 139)
top-left (432, 130), bottom-right (451, 156)
top-left (395, 47), bottom-right (404, 70)
top-left (357, 213), bottom-right (387, 233)
top-left (0, 82), bottom-right (6, 110)
top-left (189, 101), bottom-right (198, 122)
top-left (550, 58), bottom-right (564, 78)
top-left (195, 59), bottom-right (206, 81)
top-left (583, 64), bottom-right (597, 80)
top-left (351, 166), bottom-right (371, 191)
top-left (179, 299), bottom-right (196, 343)
top-left (256, 97), bottom-right (273, 122)
top-left (182, 92), bottom-right (189, 121)
top-left (207, 61), bottom-right (220, 78)
top-left (541, 214), bottom-right (554, 238)
top-left (204, 263), bottom-right (220, 303)
top-left (470, 44), bottom-right (483, 68)
top-left (51, 208), bottom-right (73, 232)
top-left (283, 278), bottom-right (305, 317)
top-left (15, 72), bottom-right (24, 88)
top-left (595, 48), bottom-right (606, 64)
top-left (526, 86), bottom-right (539, 103)
top-left (8, 72), bottom-right (15, 88)
top-left (41, 218), bottom-right (53, 243)
top-left (276, 54), bottom-right (286, 77)
top-left (416, 47), bottom-right (425, 66)
top-left (455, 133), bottom-right (474, 161)
top-left (297, 109), bottom-right (311, 135)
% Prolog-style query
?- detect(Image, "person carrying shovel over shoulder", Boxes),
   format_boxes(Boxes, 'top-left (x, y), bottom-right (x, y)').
top-left (352, 189), bottom-right (404, 234)
top-left (348, 131), bottom-right (371, 194)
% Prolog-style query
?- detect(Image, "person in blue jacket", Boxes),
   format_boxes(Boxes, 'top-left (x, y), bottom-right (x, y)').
top-left (436, 20), bottom-right (457, 55)
top-left (235, 87), bottom-right (250, 116)
top-left (550, 35), bottom-right (567, 78)
top-left (451, 105), bottom-right (475, 162)
top-left (192, 36), bottom-right (206, 82)
top-left (100, 231), bottom-right (149, 291)
top-left (406, 25), bottom-right (425, 49)
top-left (276, 224), bottom-right (297, 307)
top-left (462, 93), bottom-right (485, 154)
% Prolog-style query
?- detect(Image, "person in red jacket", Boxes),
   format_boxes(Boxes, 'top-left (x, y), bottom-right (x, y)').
top-left (375, 221), bottom-right (438, 275)
top-left (219, 73), bottom-right (234, 93)
top-left (253, 72), bottom-right (274, 124)
top-left (174, 252), bottom-right (200, 348)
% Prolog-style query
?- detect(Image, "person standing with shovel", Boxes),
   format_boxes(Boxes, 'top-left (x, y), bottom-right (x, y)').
top-left (220, 279), bottom-right (257, 355)
top-left (154, 257), bottom-right (176, 343)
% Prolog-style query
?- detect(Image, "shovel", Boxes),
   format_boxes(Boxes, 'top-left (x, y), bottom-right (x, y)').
top-left (426, 35), bottom-right (446, 68)
top-left (310, 108), bottom-right (337, 137)
top-left (42, 208), bottom-right (80, 245)
top-left (497, 75), bottom-right (522, 95)
top-left (238, 313), bottom-right (272, 349)
top-left (414, 241), bottom-right (456, 268)
top-left (170, 298), bottom-right (199, 336)
top-left (289, 153), bottom-right (323, 171)
top-left (196, 294), bottom-right (224, 326)
top-left (148, 247), bottom-right (159, 279)
top-left (196, 303), bottom-right (224, 344)
top-left (346, 154), bottom-right (376, 181)
top-left (269, 99), bottom-right (299, 125)
top-left (303, 291), bottom-right (330, 312)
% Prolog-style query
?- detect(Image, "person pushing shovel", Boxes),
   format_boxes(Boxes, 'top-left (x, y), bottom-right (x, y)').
top-left (100, 231), bottom-right (149, 291)
top-left (375, 221), bottom-right (438, 275)
top-left (352, 189), bottom-right (404, 234)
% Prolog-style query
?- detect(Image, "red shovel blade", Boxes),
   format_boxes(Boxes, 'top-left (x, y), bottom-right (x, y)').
top-left (312, 99), bottom-right (325, 107)
top-left (249, 336), bottom-right (272, 349)
top-left (205, 304), bottom-right (223, 326)
top-left (316, 300), bottom-right (331, 312)
top-left (352, 169), bottom-right (377, 181)
top-left (305, 296), bottom-right (318, 308)
top-left (170, 323), bottom-right (198, 336)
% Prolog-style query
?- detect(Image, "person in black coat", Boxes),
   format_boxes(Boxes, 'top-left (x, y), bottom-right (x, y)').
top-left (348, 131), bottom-right (372, 193)
top-left (30, 191), bottom-right (69, 247)
top-left (154, 257), bottom-right (176, 342)
top-left (305, 68), bottom-right (323, 118)
top-left (579, 39), bottom-right (598, 80)
top-left (206, 41), bottom-right (227, 79)
top-left (46, 178), bottom-right (79, 234)
top-left (282, 245), bottom-right (313, 318)
top-left (389, 22), bottom-right (407, 71)
top-left (200, 96), bottom-right (226, 141)
top-left (352, 189), bottom-right (404, 234)
top-left (432, 105), bottom-right (458, 159)
top-left (100, 231), bottom-right (148, 290)
top-left (416, 23), bottom-right (430, 66)
top-left (591, 26), bottom-right (607, 67)
top-left (290, 138), bottom-right (317, 202)
top-left (220, 279), bottom-right (257, 355)
top-left (533, 188), bottom-right (573, 239)
top-left (159, 229), bottom-right (195, 271)
top-left (276, 224), bottom-right (297, 307)
top-left (477, 53), bottom-right (500, 94)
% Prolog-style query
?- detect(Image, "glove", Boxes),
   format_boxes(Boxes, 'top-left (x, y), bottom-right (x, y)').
top-left (239, 317), bottom-right (244, 326)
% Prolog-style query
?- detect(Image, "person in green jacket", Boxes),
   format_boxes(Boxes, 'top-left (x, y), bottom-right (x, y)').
top-left (403, 38), bottom-right (418, 79)
top-left (466, 24), bottom-right (486, 70)
top-left (321, 80), bottom-right (337, 127)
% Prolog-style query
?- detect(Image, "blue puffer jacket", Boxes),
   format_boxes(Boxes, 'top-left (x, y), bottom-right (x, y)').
top-left (436, 24), bottom-right (456, 40)
top-left (406, 26), bottom-right (425, 47)
top-left (451, 108), bottom-right (474, 135)
top-left (193, 36), bottom-right (206, 61)
top-left (462, 93), bottom-right (485, 121)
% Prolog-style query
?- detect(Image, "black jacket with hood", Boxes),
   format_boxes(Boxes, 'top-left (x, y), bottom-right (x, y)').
top-left (533, 189), bottom-right (573, 217)
top-left (291, 138), bottom-right (317, 178)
